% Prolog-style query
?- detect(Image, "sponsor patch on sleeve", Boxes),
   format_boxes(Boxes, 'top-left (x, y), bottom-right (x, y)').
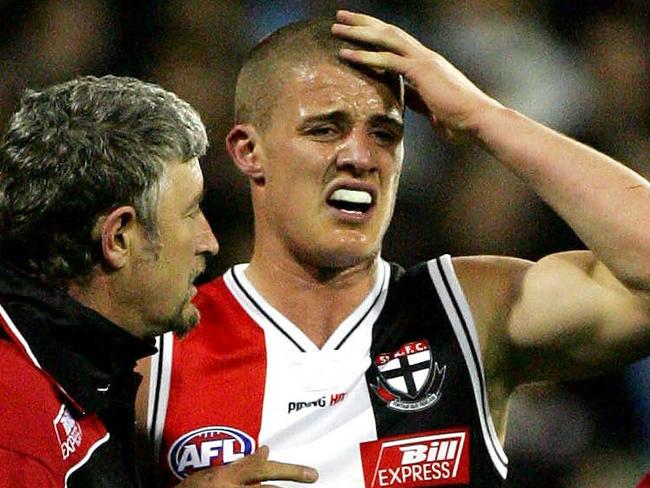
top-left (53, 404), bottom-right (83, 460)
top-left (360, 428), bottom-right (470, 487)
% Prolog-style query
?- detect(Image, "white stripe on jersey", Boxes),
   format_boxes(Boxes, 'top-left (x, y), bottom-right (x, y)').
top-left (428, 255), bottom-right (508, 479)
top-left (147, 332), bottom-right (174, 463)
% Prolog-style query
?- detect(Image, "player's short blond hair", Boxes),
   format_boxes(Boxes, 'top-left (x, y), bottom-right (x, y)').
top-left (235, 18), bottom-right (403, 132)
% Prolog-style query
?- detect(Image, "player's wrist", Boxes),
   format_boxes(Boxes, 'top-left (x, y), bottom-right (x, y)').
top-left (468, 102), bottom-right (519, 149)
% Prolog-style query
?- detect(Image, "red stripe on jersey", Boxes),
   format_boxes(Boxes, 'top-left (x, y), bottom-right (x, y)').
top-left (161, 277), bottom-right (267, 485)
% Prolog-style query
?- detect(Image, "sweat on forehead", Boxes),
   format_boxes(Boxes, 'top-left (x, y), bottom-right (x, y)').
top-left (234, 18), bottom-right (404, 131)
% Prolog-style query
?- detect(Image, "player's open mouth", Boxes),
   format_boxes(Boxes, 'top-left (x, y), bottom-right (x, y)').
top-left (327, 188), bottom-right (374, 214)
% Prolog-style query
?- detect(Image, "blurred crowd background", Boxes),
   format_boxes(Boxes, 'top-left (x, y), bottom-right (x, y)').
top-left (1, 0), bottom-right (648, 486)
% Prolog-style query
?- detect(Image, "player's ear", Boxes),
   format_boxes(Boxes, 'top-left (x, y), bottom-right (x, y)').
top-left (93, 206), bottom-right (138, 269)
top-left (226, 124), bottom-right (265, 184)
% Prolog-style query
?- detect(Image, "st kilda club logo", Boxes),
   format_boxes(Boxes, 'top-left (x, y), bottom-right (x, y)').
top-left (371, 339), bottom-right (446, 412)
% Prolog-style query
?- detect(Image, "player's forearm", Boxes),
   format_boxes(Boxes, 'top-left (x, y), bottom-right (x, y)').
top-left (474, 105), bottom-right (650, 292)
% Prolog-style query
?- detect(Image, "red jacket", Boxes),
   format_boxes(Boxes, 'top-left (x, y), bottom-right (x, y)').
top-left (0, 265), bottom-right (155, 487)
top-left (0, 329), bottom-right (109, 486)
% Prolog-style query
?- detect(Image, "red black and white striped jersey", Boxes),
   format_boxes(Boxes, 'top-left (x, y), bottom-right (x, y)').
top-left (146, 255), bottom-right (507, 487)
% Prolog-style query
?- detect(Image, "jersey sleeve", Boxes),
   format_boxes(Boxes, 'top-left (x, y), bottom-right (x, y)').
top-left (0, 447), bottom-right (58, 488)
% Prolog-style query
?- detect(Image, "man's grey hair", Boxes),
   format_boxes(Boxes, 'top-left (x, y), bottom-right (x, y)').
top-left (0, 75), bottom-right (208, 285)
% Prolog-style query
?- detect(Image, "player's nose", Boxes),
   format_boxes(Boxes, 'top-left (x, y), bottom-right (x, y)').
top-left (335, 128), bottom-right (376, 175)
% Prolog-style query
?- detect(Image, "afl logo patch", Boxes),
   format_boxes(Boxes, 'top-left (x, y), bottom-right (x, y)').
top-left (168, 426), bottom-right (256, 480)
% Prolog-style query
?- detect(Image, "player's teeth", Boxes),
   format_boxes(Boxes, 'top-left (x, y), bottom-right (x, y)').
top-left (330, 189), bottom-right (372, 204)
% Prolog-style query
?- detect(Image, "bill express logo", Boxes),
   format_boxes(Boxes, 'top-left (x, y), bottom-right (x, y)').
top-left (360, 429), bottom-right (469, 487)
top-left (168, 426), bottom-right (255, 480)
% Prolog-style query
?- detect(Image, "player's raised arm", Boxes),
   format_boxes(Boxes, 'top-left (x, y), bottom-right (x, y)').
top-left (332, 10), bottom-right (650, 384)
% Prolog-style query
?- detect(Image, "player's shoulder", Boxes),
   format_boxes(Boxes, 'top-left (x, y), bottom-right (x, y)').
top-left (446, 254), bottom-right (533, 314)
top-left (451, 254), bottom-right (533, 275)
top-left (450, 251), bottom-right (597, 278)
top-left (452, 252), bottom-right (603, 303)
top-left (392, 255), bottom-right (533, 287)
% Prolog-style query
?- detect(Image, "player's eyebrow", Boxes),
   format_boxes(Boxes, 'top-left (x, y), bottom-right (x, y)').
top-left (300, 110), bottom-right (349, 126)
top-left (300, 110), bottom-right (404, 131)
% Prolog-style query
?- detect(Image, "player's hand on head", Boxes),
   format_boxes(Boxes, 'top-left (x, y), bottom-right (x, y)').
top-left (331, 9), bottom-right (501, 142)
top-left (176, 445), bottom-right (319, 487)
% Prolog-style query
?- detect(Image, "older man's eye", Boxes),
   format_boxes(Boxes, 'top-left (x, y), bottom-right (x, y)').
top-left (187, 206), bottom-right (201, 218)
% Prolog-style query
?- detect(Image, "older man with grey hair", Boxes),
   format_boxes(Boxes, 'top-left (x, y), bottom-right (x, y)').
top-left (0, 76), bottom-right (317, 488)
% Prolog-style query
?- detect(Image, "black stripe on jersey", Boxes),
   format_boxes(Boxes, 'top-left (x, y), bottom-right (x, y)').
top-left (230, 269), bottom-right (306, 352)
top-left (149, 335), bottom-right (165, 447)
top-left (365, 261), bottom-right (507, 487)
top-left (435, 258), bottom-right (508, 467)
top-left (334, 266), bottom-right (387, 350)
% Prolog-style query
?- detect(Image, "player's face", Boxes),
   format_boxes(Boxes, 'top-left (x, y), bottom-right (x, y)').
top-left (257, 62), bottom-right (404, 268)
top-left (132, 158), bottom-right (219, 338)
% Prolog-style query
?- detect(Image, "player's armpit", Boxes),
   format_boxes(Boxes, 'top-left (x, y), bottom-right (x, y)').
top-left (177, 446), bottom-right (318, 487)
top-left (451, 255), bottom-right (532, 391)
top-left (506, 251), bottom-right (650, 384)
